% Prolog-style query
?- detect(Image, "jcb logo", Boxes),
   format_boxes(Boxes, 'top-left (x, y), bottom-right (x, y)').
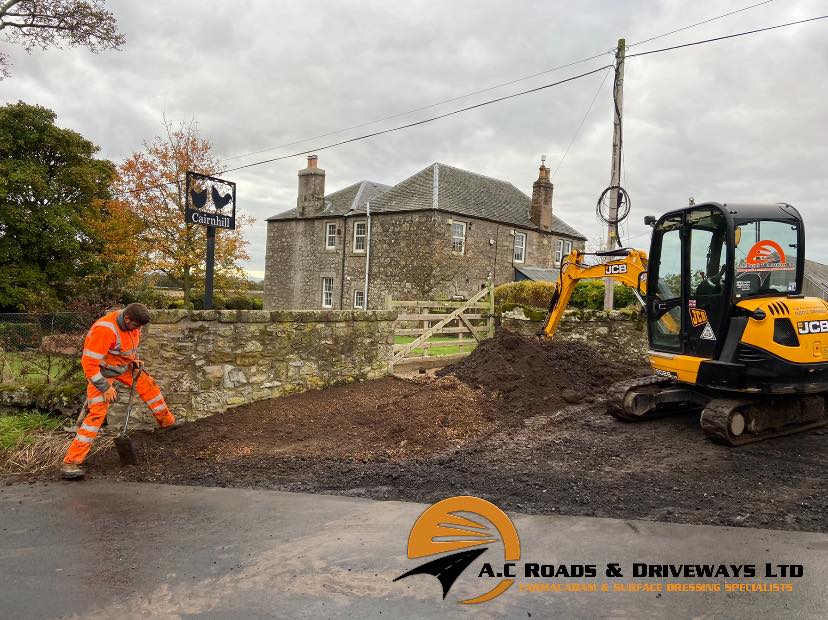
top-left (689, 308), bottom-right (709, 328)
top-left (797, 320), bottom-right (828, 335)
top-left (605, 264), bottom-right (627, 275)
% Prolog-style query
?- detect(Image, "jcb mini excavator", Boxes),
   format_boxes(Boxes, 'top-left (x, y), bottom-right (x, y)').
top-left (542, 202), bottom-right (828, 445)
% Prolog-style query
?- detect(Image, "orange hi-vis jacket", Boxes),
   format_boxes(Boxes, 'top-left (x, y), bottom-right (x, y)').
top-left (82, 310), bottom-right (141, 394)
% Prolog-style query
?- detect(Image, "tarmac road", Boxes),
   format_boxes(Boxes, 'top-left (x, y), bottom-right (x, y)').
top-left (0, 481), bottom-right (825, 619)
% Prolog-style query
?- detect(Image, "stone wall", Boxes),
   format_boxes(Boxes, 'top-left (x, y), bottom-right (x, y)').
top-left (114, 308), bottom-right (396, 424)
top-left (502, 308), bottom-right (648, 362)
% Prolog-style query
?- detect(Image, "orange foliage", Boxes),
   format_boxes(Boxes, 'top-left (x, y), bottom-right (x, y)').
top-left (114, 120), bottom-right (253, 303)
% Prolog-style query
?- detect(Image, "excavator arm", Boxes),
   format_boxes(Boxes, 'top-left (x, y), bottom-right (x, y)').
top-left (543, 248), bottom-right (649, 338)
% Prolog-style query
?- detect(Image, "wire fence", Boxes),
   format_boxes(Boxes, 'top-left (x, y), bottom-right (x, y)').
top-left (0, 313), bottom-right (91, 386)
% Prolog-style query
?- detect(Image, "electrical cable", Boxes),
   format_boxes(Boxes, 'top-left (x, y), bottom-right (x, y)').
top-left (116, 64), bottom-right (613, 198)
top-left (116, 12), bottom-right (828, 199)
top-left (626, 14), bottom-right (828, 58)
top-left (220, 0), bottom-right (778, 164)
top-left (551, 68), bottom-right (612, 179)
top-left (625, 0), bottom-right (776, 49)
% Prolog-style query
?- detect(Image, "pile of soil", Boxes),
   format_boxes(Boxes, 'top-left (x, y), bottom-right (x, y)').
top-left (84, 375), bottom-right (498, 481)
top-left (439, 330), bottom-right (648, 418)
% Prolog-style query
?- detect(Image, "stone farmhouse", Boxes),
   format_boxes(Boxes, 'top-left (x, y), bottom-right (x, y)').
top-left (263, 156), bottom-right (586, 310)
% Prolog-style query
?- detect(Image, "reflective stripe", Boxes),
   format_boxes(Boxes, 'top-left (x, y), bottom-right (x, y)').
top-left (89, 372), bottom-right (109, 392)
top-left (146, 394), bottom-right (163, 406)
top-left (150, 402), bottom-right (167, 412)
top-left (80, 424), bottom-right (100, 433)
top-left (110, 348), bottom-right (136, 356)
top-left (101, 362), bottom-right (128, 374)
top-left (88, 395), bottom-right (105, 405)
top-left (83, 349), bottom-right (105, 360)
top-left (74, 434), bottom-right (95, 444)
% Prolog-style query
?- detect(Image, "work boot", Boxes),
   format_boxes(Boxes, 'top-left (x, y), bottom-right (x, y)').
top-left (60, 463), bottom-right (85, 480)
top-left (157, 419), bottom-right (185, 432)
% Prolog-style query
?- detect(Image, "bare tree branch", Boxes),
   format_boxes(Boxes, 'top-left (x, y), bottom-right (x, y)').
top-left (0, 0), bottom-right (124, 78)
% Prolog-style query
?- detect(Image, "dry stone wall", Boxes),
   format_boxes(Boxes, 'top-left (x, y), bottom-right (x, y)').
top-left (118, 309), bottom-right (396, 423)
top-left (502, 308), bottom-right (648, 362)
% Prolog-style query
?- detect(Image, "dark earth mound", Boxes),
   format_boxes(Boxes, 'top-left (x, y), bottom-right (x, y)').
top-left (438, 330), bottom-right (648, 417)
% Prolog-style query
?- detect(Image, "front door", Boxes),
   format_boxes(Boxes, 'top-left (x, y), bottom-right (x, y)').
top-left (685, 208), bottom-right (728, 359)
top-left (647, 215), bottom-right (683, 353)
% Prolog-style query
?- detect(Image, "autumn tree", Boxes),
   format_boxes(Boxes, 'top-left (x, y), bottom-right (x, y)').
top-left (115, 120), bottom-right (253, 307)
top-left (0, 101), bottom-right (119, 311)
top-left (392, 216), bottom-right (469, 299)
top-left (0, 0), bottom-right (125, 79)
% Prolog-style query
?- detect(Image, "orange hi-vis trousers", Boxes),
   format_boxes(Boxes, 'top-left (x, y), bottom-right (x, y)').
top-left (63, 369), bottom-right (175, 465)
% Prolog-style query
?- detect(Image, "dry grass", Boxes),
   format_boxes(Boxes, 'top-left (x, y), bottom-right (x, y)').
top-left (0, 430), bottom-right (114, 476)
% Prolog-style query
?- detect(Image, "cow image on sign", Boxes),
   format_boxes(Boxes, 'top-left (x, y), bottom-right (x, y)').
top-left (184, 171), bottom-right (237, 310)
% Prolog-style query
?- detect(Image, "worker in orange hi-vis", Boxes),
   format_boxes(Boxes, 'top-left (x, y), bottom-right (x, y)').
top-left (61, 303), bottom-right (183, 480)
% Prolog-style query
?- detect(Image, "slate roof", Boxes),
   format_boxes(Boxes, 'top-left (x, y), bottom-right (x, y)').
top-left (267, 180), bottom-right (391, 220)
top-left (514, 265), bottom-right (561, 282)
top-left (267, 162), bottom-right (586, 240)
top-left (804, 259), bottom-right (828, 299)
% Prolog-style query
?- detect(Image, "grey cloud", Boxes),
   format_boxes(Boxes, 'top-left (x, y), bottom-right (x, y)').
top-left (4, 0), bottom-right (827, 274)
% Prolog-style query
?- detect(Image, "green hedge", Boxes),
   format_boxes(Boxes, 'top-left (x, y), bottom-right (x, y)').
top-left (495, 280), bottom-right (637, 311)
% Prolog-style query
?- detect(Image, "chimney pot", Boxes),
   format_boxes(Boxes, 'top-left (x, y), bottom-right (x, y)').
top-left (297, 156), bottom-right (325, 217)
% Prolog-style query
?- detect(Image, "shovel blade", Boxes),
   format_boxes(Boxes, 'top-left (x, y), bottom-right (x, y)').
top-left (114, 435), bottom-right (138, 466)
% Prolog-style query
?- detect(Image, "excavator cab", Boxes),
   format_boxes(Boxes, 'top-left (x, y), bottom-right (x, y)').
top-left (647, 202), bottom-right (806, 368)
top-left (634, 202), bottom-right (828, 443)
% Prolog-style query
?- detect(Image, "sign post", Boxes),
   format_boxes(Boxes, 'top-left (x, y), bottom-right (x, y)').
top-left (184, 171), bottom-right (237, 310)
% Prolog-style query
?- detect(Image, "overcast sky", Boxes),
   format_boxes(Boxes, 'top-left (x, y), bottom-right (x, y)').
top-left (4, 0), bottom-right (828, 277)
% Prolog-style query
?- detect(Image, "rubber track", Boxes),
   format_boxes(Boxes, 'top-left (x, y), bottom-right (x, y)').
top-left (700, 397), bottom-right (828, 446)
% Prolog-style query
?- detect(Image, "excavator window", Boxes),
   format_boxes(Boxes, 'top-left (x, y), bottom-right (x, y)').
top-left (734, 219), bottom-right (800, 298)
top-left (649, 215), bottom-right (683, 351)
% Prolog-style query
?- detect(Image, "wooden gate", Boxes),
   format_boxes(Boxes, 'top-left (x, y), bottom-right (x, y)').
top-left (389, 283), bottom-right (495, 367)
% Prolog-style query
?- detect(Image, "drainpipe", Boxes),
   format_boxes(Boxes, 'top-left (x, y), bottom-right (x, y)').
top-left (339, 216), bottom-right (347, 309)
top-left (363, 201), bottom-right (371, 309)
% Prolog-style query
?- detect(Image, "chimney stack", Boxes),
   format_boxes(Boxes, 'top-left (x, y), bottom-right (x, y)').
top-left (297, 155), bottom-right (325, 217)
top-left (530, 155), bottom-right (553, 232)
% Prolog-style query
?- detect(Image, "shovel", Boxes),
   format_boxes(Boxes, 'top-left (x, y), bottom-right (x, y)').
top-left (114, 367), bottom-right (142, 466)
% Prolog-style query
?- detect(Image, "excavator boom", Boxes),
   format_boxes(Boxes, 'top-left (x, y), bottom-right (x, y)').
top-left (543, 248), bottom-right (648, 338)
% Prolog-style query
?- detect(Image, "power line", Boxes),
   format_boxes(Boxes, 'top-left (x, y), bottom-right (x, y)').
top-left (627, 14), bottom-right (828, 59)
top-left (117, 64), bottom-right (613, 197)
top-left (626, 0), bottom-right (776, 49)
top-left (117, 12), bottom-right (828, 199)
top-left (219, 0), bottom-right (778, 165)
top-left (551, 68), bottom-right (612, 179)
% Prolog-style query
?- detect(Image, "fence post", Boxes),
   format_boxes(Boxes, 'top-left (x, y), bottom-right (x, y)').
top-left (487, 278), bottom-right (495, 338)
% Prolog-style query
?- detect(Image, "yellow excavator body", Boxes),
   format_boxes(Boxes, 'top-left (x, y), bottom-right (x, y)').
top-left (541, 202), bottom-right (828, 445)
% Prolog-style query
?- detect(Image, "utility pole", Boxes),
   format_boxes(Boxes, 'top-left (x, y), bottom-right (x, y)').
top-left (603, 38), bottom-right (625, 311)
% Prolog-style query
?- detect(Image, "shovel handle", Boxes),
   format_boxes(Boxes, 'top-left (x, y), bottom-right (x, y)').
top-left (121, 366), bottom-right (143, 436)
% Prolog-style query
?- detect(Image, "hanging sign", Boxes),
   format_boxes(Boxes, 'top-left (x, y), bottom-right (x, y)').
top-left (185, 171), bottom-right (236, 230)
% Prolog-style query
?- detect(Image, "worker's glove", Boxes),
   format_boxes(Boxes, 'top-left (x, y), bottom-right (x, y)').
top-left (131, 360), bottom-right (145, 370)
top-left (103, 386), bottom-right (118, 403)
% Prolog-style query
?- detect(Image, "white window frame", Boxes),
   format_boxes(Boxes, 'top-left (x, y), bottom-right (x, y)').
top-left (513, 232), bottom-right (526, 263)
top-left (321, 277), bottom-right (333, 308)
top-left (353, 221), bottom-right (367, 252)
top-left (564, 240), bottom-right (573, 256)
top-left (451, 221), bottom-right (466, 255)
top-left (554, 239), bottom-right (564, 267)
top-left (325, 222), bottom-right (337, 250)
top-left (354, 289), bottom-right (365, 309)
